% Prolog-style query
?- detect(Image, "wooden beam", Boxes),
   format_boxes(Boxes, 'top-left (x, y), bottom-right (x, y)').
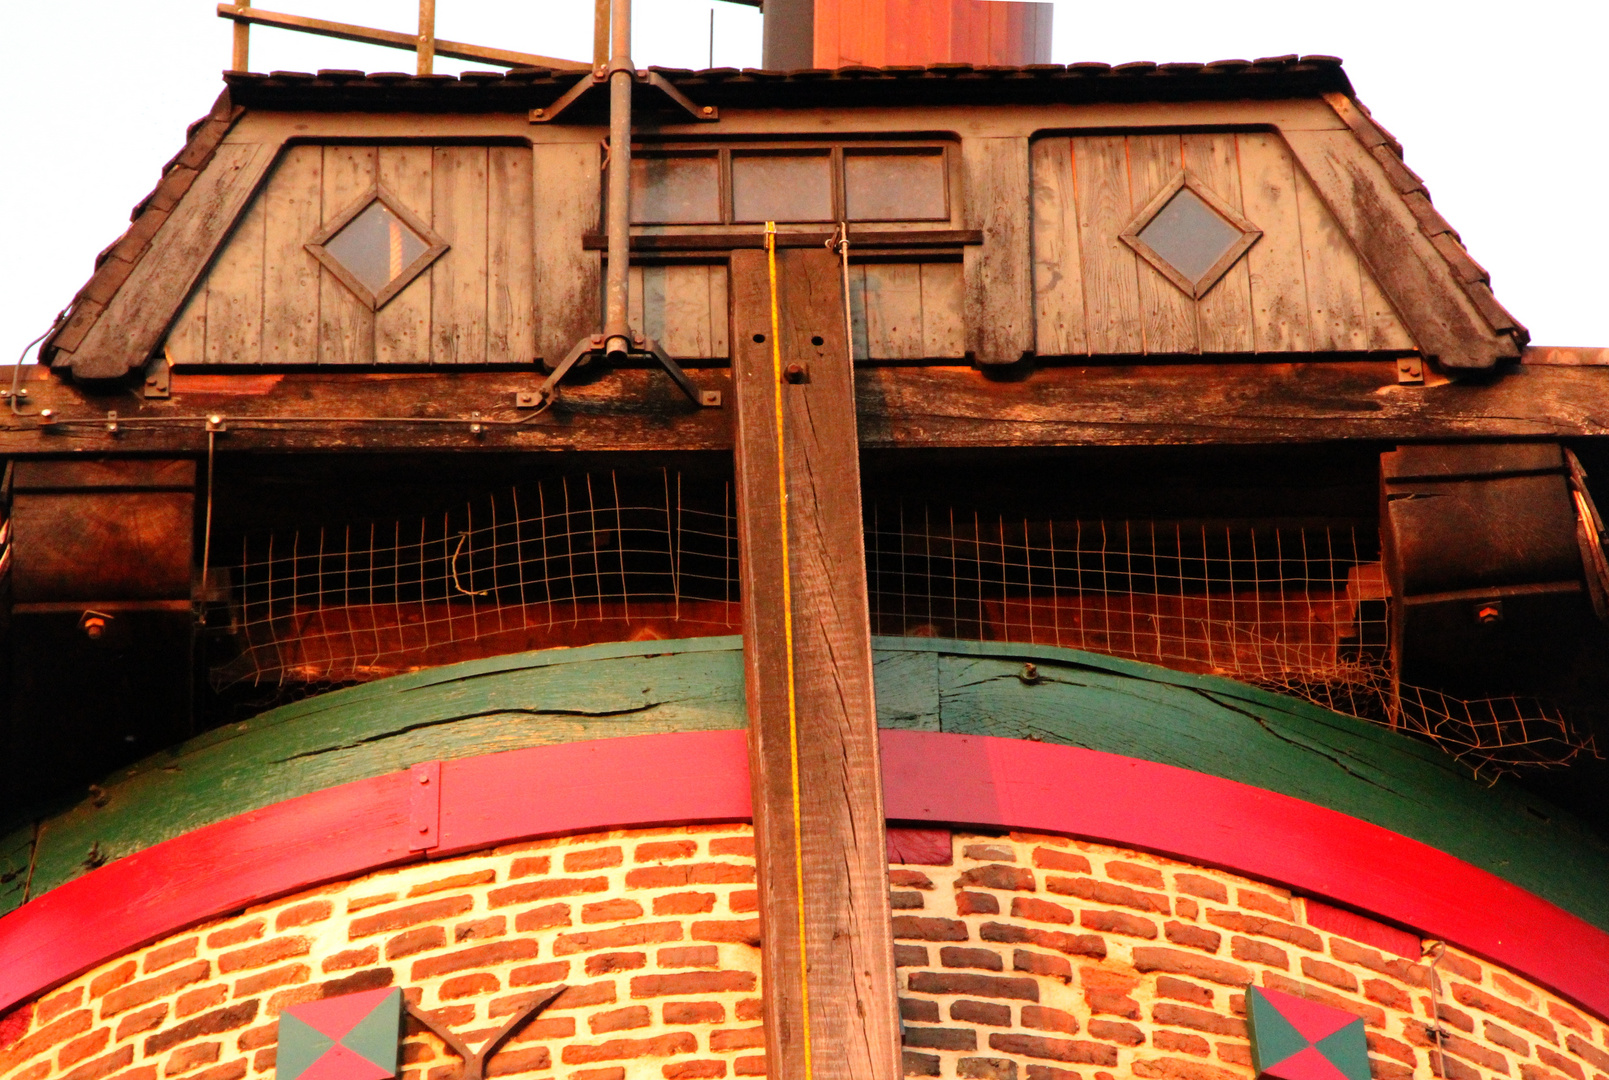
top-left (416, 0), bottom-right (436, 75)
top-left (229, 0), bottom-right (251, 71)
top-left (213, 5), bottom-right (590, 71)
top-left (729, 247), bottom-right (901, 1080)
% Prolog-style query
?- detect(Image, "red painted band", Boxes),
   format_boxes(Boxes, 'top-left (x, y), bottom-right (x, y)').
top-left (0, 729), bottom-right (1603, 1022)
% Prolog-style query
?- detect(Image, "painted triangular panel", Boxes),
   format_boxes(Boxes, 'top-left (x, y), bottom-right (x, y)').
top-left (1247, 988), bottom-right (1311, 1073)
top-left (1316, 1021), bottom-right (1372, 1080)
top-left (1260, 987), bottom-right (1356, 1043)
top-left (297, 1042), bottom-right (395, 1080)
top-left (1265, 1044), bottom-right (1353, 1080)
top-left (339, 990), bottom-right (402, 1071)
top-left (275, 1014), bottom-right (336, 1080)
top-left (290, 987), bottom-right (398, 1041)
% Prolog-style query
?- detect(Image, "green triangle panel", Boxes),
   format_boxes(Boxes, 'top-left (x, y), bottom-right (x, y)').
top-left (1247, 988), bottom-right (1311, 1074)
top-left (1247, 987), bottom-right (1372, 1080)
top-left (277, 989), bottom-right (401, 1080)
top-left (1316, 1020), bottom-right (1372, 1080)
top-left (340, 990), bottom-right (403, 1072)
top-left (276, 1014), bottom-right (337, 1080)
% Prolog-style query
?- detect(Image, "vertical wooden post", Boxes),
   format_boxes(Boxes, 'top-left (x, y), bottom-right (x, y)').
top-left (417, 0), bottom-right (437, 75)
top-left (230, 0), bottom-right (251, 71)
top-left (730, 245), bottom-right (901, 1080)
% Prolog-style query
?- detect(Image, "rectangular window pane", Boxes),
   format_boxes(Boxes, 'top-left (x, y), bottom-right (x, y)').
top-left (731, 152), bottom-right (834, 223)
top-left (631, 153), bottom-right (720, 224)
top-left (844, 149), bottom-right (947, 222)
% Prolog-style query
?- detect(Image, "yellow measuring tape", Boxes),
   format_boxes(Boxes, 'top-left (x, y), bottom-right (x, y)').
top-left (765, 221), bottom-right (814, 1080)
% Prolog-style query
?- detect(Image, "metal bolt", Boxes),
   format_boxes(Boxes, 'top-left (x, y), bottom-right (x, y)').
top-left (106, 411), bottom-right (119, 435)
top-left (532, 107), bottom-right (545, 117)
top-left (1477, 603), bottom-right (1504, 625)
top-left (702, 106), bottom-right (713, 115)
top-left (81, 615), bottom-right (106, 640)
top-left (1018, 662), bottom-right (1041, 684)
top-left (18, 388), bottom-right (28, 398)
top-left (418, 773), bottom-right (430, 785)
top-left (784, 363), bottom-right (807, 383)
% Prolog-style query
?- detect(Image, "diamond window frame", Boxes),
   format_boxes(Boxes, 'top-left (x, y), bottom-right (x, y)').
top-left (305, 185), bottom-right (448, 310)
top-left (1119, 172), bottom-right (1262, 300)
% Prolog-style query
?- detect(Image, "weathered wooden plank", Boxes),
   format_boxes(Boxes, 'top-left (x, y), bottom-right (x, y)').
top-left (1360, 263), bottom-right (1416, 352)
top-left (919, 262), bottom-right (965, 358)
top-left (848, 264), bottom-right (870, 359)
top-left (1238, 132), bottom-right (1311, 353)
top-left (1030, 136), bottom-right (1087, 356)
top-left (375, 145), bottom-right (435, 364)
top-left (661, 264), bottom-right (721, 358)
top-left (166, 287), bottom-right (209, 365)
top-left (708, 263), bottom-right (730, 358)
top-left (862, 263), bottom-right (924, 359)
top-left (262, 143), bottom-right (323, 364)
top-left (1283, 128), bottom-right (1518, 368)
top-left (431, 146), bottom-right (490, 364)
top-left (1128, 133), bottom-right (1197, 354)
top-left (71, 142), bottom-right (276, 378)
top-left (962, 136), bottom-right (1034, 364)
top-left (1073, 135), bottom-right (1143, 354)
top-left (1182, 132), bottom-right (1254, 353)
top-left (730, 247), bottom-right (901, 1080)
top-left (317, 145), bottom-right (377, 364)
top-left (1293, 160), bottom-right (1369, 352)
top-left (203, 180), bottom-right (266, 364)
top-left (488, 145), bottom-right (535, 364)
top-left (533, 142), bottom-right (601, 366)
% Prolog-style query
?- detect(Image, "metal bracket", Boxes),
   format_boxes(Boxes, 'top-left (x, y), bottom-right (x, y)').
top-left (530, 69), bottom-right (718, 125)
top-left (1396, 355), bottom-right (1424, 385)
top-left (519, 334), bottom-right (721, 411)
top-left (143, 357), bottom-right (171, 399)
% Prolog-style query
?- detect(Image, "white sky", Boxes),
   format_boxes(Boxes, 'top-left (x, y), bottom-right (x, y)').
top-left (3, 0), bottom-right (1605, 364)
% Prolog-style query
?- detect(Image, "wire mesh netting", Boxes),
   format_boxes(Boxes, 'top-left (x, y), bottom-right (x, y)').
top-left (207, 473), bottom-right (1593, 774)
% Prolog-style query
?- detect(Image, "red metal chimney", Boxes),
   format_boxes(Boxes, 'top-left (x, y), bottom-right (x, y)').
top-left (763, 0), bottom-right (1052, 69)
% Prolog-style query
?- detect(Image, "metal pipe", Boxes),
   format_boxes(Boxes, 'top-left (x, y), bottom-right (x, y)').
top-left (602, 0), bottom-right (633, 357)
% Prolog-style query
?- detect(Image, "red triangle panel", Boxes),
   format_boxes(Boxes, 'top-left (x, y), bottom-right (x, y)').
top-left (1264, 1044), bottom-right (1353, 1080)
top-left (288, 988), bottom-right (398, 1041)
top-left (1261, 987), bottom-right (1357, 1044)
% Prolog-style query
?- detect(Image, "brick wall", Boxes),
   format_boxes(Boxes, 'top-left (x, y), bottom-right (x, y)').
top-left (0, 825), bottom-right (1605, 1080)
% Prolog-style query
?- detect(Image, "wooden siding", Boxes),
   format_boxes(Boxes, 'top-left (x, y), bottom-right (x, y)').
top-left (1031, 131), bottom-right (1417, 357)
top-left (849, 263), bottom-right (966, 360)
top-left (169, 144), bottom-right (537, 365)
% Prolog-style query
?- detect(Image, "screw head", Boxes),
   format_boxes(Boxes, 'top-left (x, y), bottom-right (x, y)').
top-left (702, 106), bottom-right (713, 115)
top-left (784, 363), bottom-right (806, 383)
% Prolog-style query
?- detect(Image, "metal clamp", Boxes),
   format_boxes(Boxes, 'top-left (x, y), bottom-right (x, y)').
top-left (530, 69), bottom-right (718, 124)
top-left (518, 334), bottom-right (722, 411)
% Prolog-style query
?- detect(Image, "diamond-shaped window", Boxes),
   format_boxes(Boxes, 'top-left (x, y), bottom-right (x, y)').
top-left (1120, 173), bottom-right (1262, 299)
top-left (306, 186), bottom-right (448, 310)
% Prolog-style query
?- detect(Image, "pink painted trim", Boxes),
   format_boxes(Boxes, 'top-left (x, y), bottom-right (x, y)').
top-left (0, 729), bottom-right (1603, 1022)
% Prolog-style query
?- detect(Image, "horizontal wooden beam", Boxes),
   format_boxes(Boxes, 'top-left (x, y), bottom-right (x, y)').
top-left (8, 360), bottom-right (1609, 456)
top-left (214, 4), bottom-right (590, 71)
top-left (583, 230), bottom-right (983, 251)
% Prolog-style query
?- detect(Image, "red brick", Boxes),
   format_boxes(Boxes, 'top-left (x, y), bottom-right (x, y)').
top-left (439, 974), bottom-right (500, 1000)
top-left (709, 837), bottom-right (755, 858)
top-left (1366, 1033), bottom-right (1416, 1066)
top-left (1047, 876), bottom-right (1169, 914)
top-left (907, 973), bottom-right (1038, 1001)
top-left (957, 892), bottom-right (1000, 916)
top-left (625, 863), bottom-right (754, 888)
top-left (1329, 940), bottom-right (1430, 987)
top-left (1520, 1066), bottom-right (1573, 1080)
top-left (1155, 977), bottom-right (1214, 1007)
top-left (61, 1046), bottom-right (135, 1080)
top-left (688, 920), bottom-right (758, 946)
top-left (408, 871), bottom-right (496, 898)
top-left (1217, 1043), bottom-right (1254, 1067)
top-left (163, 1043), bottom-right (221, 1076)
top-left (1451, 985), bottom-right (1557, 1043)
top-left (322, 947), bottom-right (379, 973)
top-left (895, 945), bottom-right (929, 967)
top-left (347, 893), bottom-right (396, 912)
top-left (1439, 1035), bottom-right (1510, 1074)
top-left (631, 972), bottom-right (756, 998)
top-left (664, 1063), bottom-right (726, 1079)
top-left (351, 898), bottom-right (475, 939)
top-left (654, 893), bottom-right (716, 916)
top-left (660, 946), bottom-right (720, 969)
top-left (1438, 953), bottom-right (1483, 982)
top-left (555, 923), bottom-right (683, 955)
top-left (146, 1003), bottom-right (260, 1055)
top-left (636, 841), bottom-right (697, 862)
top-left (903, 1054), bottom-right (941, 1079)
top-left (1086, 990), bottom-right (1140, 1019)
top-left (1153, 1005), bottom-right (1246, 1038)
top-left (952, 1001), bottom-right (1012, 1027)
top-left (1022, 1006), bottom-right (1079, 1035)
top-left (1156, 1031), bottom-right (1211, 1057)
top-left (1238, 890), bottom-right (1294, 920)
top-left (176, 987), bottom-right (228, 1019)
top-left (116, 1006), bottom-right (169, 1042)
top-left (1548, 1003), bottom-right (1592, 1036)
top-left (411, 940), bottom-right (542, 979)
top-left (507, 1017), bottom-right (576, 1046)
top-left (387, 927), bottom-right (447, 960)
top-left (980, 923), bottom-right (1106, 959)
top-left (1363, 980), bottom-right (1411, 1011)
top-left (189, 1061), bottom-right (247, 1080)
top-left (1024, 1068), bottom-right (1080, 1080)
top-left (733, 1056), bottom-right (766, 1076)
top-left (1533, 1050), bottom-right (1585, 1080)
top-left (489, 877), bottom-right (608, 907)
top-left (508, 857), bottom-right (550, 879)
top-left (102, 962), bottom-right (212, 1016)
top-left (37, 990), bottom-right (83, 1027)
top-left (275, 902), bottom-right (334, 931)
top-left (1430, 1050), bottom-right (1482, 1080)
top-left (1015, 950), bottom-right (1072, 984)
top-left (1176, 898), bottom-right (1200, 920)
top-left (1300, 957), bottom-right (1358, 992)
top-left (233, 964), bottom-right (309, 997)
top-left (561, 1033), bottom-right (697, 1064)
top-left (1090, 1021), bottom-right (1145, 1047)
top-left (586, 952), bottom-right (648, 976)
top-left (1205, 912), bottom-right (1322, 952)
top-left (1033, 849), bottom-right (1092, 874)
top-left (454, 917), bottom-right (506, 943)
top-left (957, 865), bottom-right (1036, 891)
top-left (1012, 897), bottom-right (1076, 925)
top-left (1484, 1022), bottom-right (1529, 1055)
top-left (728, 891), bottom-right (758, 914)
top-left (1231, 937), bottom-right (1288, 969)
top-left (904, 1028), bottom-right (977, 1051)
top-left (942, 947), bottom-right (1004, 971)
top-left (667, 1002), bottom-right (726, 1024)
top-left (570, 1072), bottom-right (625, 1080)
top-left (1165, 922), bottom-right (1222, 953)
top-left (583, 899), bottom-right (645, 923)
top-left (1131, 1057), bottom-right (1242, 1080)
top-left (481, 1047), bottom-right (550, 1078)
top-left (890, 891), bottom-right (925, 910)
top-left (145, 940), bottom-right (201, 974)
top-left (1566, 1035), bottom-right (1609, 1073)
top-left (218, 937), bottom-right (310, 974)
top-left (509, 962), bottom-right (572, 987)
top-left (963, 843), bottom-right (1015, 862)
top-left (236, 1024), bottom-right (277, 1051)
top-left (891, 870), bottom-right (935, 889)
top-left (1083, 910), bottom-right (1158, 939)
top-left (206, 923), bottom-right (264, 950)
top-left (1261, 974), bottom-right (1386, 1028)
top-left (498, 983), bottom-right (615, 1017)
top-left (565, 847), bottom-right (624, 872)
top-left (60, 1030), bottom-right (111, 1070)
top-left (513, 904), bottom-right (571, 932)
top-left (710, 1029), bottom-right (765, 1052)
top-left (9, 1063), bottom-right (50, 1080)
top-left (989, 1034), bottom-right (1116, 1066)
top-left (90, 963), bottom-right (138, 1000)
top-left (1106, 862), bottom-right (1165, 888)
top-left (590, 1007), bottom-right (652, 1034)
top-left (1132, 948), bottom-right (1252, 987)
top-left (1491, 972), bottom-right (1536, 1005)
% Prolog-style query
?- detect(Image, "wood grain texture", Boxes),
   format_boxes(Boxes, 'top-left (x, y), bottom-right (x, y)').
top-left (1361, 269), bottom-right (1416, 352)
top-left (1128, 133), bottom-right (1197, 354)
top-left (202, 180), bottom-right (265, 364)
top-left (1183, 133), bottom-right (1254, 353)
top-left (1073, 135), bottom-right (1143, 354)
top-left (963, 137), bottom-right (1034, 364)
top-left (318, 145), bottom-right (377, 364)
top-left (1293, 160), bottom-right (1368, 352)
top-left (431, 145), bottom-right (490, 364)
top-left (165, 285), bottom-right (208, 364)
top-left (375, 146), bottom-right (435, 364)
top-left (1238, 132), bottom-right (1311, 353)
top-left (262, 144), bottom-right (323, 364)
top-left (730, 248), bottom-right (901, 1080)
top-left (533, 142), bottom-right (602, 366)
top-left (862, 263), bottom-right (924, 359)
top-left (488, 145), bottom-right (535, 364)
top-left (70, 141), bottom-right (275, 378)
top-left (1030, 136), bottom-right (1086, 356)
top-left (919, 262), bottom-right (965, 357)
